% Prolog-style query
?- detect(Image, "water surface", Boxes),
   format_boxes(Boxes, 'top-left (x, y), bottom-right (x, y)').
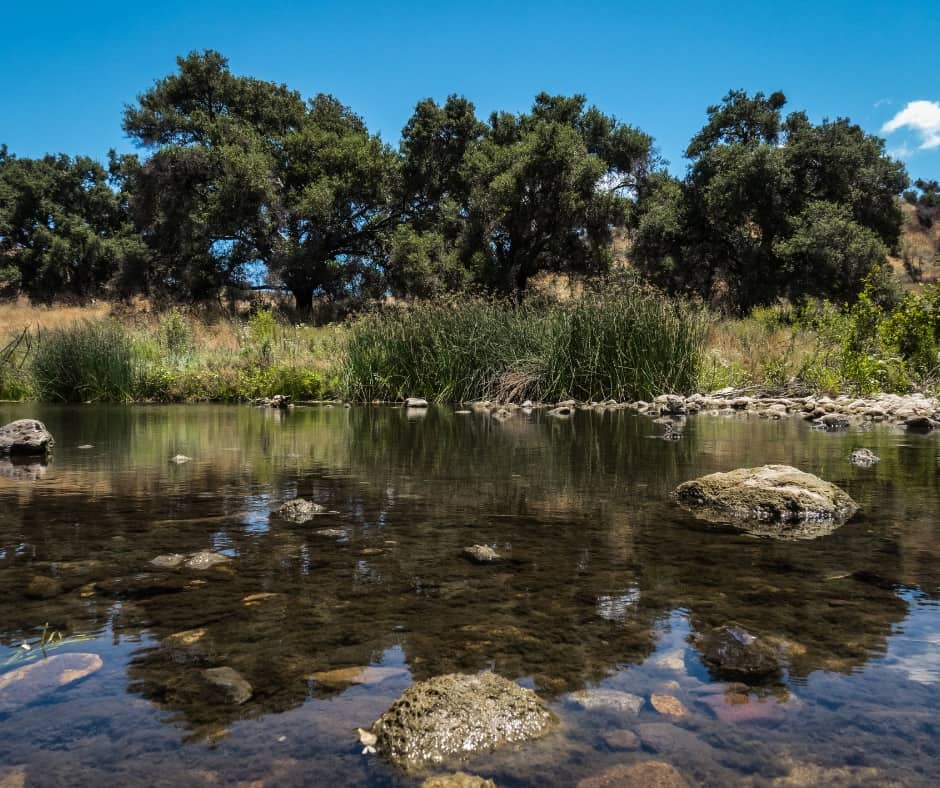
top-left (1, 404), bottom-right (938, 786)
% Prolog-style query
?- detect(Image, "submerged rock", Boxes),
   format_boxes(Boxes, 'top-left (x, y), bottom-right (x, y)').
top-left (421, 774), bottom-right (496, 788)
top-left (0, 653), bottom-right (103, 712)
top-left (570, 688), bottom-right (644, 714)
top-left (202, 666), bottom-right (252, 705)
top-left (577, 761), bottom-right (690, 788)
top-left (25, 575), bottom-right (62, 600)
top-left (150, 553), bottom-right (186, 569)
top-left (0, 419), bottom-right (54, 456)
top-left (169, 454), bottom-right (192, 464)
top-left (184, 551), bottom-right (230, 570)
top-left (674, 464), bottom-right (858, 534)
top-left (275, 497), bottom-right (328, 523)
top-left (601, 728), bottom-right (640, 750)
top-left (370, 672), bottom-right (556, 771)
top-left (694, 625), bottom-right (781, 679)
top-left (849, 448), bottom-right (880, 467)
top-left (462, 544), bottom-right (501, 564)
top-left (650, 693), bottom-right (688, 717)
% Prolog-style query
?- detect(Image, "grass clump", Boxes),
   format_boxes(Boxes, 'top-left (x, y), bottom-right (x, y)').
top-left (32, 320), bottom-right (137, 402)
top-left (343, 280), bottom-right (712, 402)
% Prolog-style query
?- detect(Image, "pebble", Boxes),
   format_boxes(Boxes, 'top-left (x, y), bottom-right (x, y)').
top-left (650, 694), bottom-right (688, 717)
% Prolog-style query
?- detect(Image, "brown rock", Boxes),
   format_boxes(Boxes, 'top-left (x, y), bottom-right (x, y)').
top-left (202, 666), bottom-right (252, 704)
top-left (650, 694), bottom-right (688, 718)
top-left (0, 653), bottom-right (103, 712)
top-left (0, 766), bottom-right (27, 788)
top-left (0, 419), bottom-right (54, 455)
top-left (602, 729), bottom-right (641, 750)
top-left (577, 761), bottom-right (690, 788)
top-left (25, 574), bottom-right (62, 599)
top-left (309, 665), bottom-right (407, 688)
top-left (421, 773), bottom-right (496, 788)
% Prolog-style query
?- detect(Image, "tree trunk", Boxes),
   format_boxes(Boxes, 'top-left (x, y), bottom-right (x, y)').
top-left (293, 289), bottom-right (313, 312)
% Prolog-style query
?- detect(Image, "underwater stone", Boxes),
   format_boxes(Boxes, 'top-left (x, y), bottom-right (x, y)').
top-left (370, 672), bottom-right (556, 771)
top-left (202, 666), bottom-right (252, 705)
top-left (577, 761), bottom-right (690, 788)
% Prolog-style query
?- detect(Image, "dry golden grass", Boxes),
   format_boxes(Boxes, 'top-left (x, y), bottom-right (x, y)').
top-left (0, 297), bottom-right (114, 332)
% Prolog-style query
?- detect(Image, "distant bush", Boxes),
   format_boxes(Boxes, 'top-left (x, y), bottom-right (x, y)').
top-left (32, 320), bottom-right (136, 402)
top-left (343, 281), bottom-right (711, 402)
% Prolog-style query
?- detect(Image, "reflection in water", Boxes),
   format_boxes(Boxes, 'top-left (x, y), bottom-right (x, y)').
top-left (0, 404), bottom-right (939, 786)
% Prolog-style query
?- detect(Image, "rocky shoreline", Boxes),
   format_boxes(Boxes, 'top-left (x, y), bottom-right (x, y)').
top-left (437, 390), bottom-right (940, 432)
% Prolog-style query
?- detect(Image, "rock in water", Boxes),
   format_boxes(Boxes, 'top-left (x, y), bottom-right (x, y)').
top-left (275, 497), bottom-right (327, 523)
top-left (569, 688), bottom-right (644, 714)
top-left (370, 673), bottom-right (556, 771)
top-left (577, 761), bottom-right (690, 788)
top-left (169, 454), bottom-right (192, 464)
top-left (694, 625), bottom-right (781, 679)
top-left (185, 551), bottom-right (230, 570)
top-left (849, 448), bottom-right (880, 467)
top-left (0, 420), bottom-right (54, 456)
top-left (202, 667), bottom-right (252, 704)
top-left (405, 397), bottom-right (429, 408)
top-left (0, 653), bottom-right (102, 712)
top-left (421, 774), bottom-right (496, 788)
top-left (674, 465), bottom-right (857, 537)
top-left (462, 545), bottom-right (500, 563)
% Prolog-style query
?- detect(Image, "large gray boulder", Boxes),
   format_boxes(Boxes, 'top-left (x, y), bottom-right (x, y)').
top-left (0, 419), bottom-right (54, 456)
top-left (675, 464), bottom-right (857, 536)
top-left (369, 673), bottom-right (556, 771)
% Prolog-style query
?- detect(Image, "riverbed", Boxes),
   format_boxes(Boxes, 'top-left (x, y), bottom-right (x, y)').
top-left (0, 404), bottom-right (938, 786)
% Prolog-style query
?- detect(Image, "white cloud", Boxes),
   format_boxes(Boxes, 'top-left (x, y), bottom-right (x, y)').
top-left (882, 100), bottom-right (940, 150)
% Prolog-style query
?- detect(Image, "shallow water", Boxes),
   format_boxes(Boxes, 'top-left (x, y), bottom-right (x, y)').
top-left (0, 403), bottom-right (938, 786)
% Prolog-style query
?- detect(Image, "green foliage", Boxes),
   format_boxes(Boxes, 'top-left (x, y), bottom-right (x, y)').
top-left (633, 90), bottom-right (909, 313)
top-left (0, 146), bottom-right (147, 301)
top-left (32, 321), bottom-right (137, 402)
top-left (343, 282), bottom-right (710, 402)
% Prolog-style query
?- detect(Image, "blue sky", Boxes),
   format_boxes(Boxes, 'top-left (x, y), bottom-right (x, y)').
top-left (2, 0), bottom-right (938, 180)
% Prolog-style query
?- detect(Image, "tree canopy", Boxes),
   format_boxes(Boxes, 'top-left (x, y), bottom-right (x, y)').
top-left (0, 59), bottom-right (917, 314)
top-left (633, 90), bottom-right (908, 312)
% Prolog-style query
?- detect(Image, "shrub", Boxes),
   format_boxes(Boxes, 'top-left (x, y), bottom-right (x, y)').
top-left (32, 320), bottom-right (136, 402)
top-left (343, 282), bottom-right (711, 402)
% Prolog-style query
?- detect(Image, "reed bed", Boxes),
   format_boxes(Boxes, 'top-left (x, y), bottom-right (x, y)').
top-left (343, 283), bottom-right (712, 402)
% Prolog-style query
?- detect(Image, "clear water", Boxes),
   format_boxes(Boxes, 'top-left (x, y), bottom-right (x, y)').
top-left (0, 404), bottom-right (938, 786)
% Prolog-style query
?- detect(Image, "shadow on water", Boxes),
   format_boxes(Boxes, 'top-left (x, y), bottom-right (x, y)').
top-left (0, 403), bottom-right (939, 785)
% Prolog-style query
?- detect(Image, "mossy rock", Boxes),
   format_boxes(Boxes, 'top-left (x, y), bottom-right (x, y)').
top-left (674, 464), bottom-right (857, 538)
top-left (371, 672), bottom-right (556, 771)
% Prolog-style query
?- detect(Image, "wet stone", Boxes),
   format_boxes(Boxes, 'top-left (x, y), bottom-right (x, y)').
top-left (275, 497), bottom-right (327, 523)
top-left (370, 672), bottom-right (556, 771)
top-left (151, 553), bottom-right (186, 569)
top-left (577, 761), bottom-right (691, 788)
top-left (0, 419), bottom-right (54, 456)
top-left (675, 464), bottom-right (858, 535)
top-left (601, 729), bottom-right (641, 750)
top-left (25, 575), bottom-right (62, 599)
top-left (169, 454), bottom-right (192, 464)
top-left (185, 551), bottom-right (230, 570)
top-left (650, 694), bottom-right (688, 718)
top-left (849, 448), bottom-right (880, 467)
top-left (698, 690), bottom-right (789, 724)
top-left (421, 773), bottom-right (496, 788)
top-left (202, 666), bottom-right (252, 705)
top-left (462, 544), bottom-right (501, 563)
top-left (694, 625), bottom-right (781, 679)
top-left (570, 688), bottom-right (644, 714)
